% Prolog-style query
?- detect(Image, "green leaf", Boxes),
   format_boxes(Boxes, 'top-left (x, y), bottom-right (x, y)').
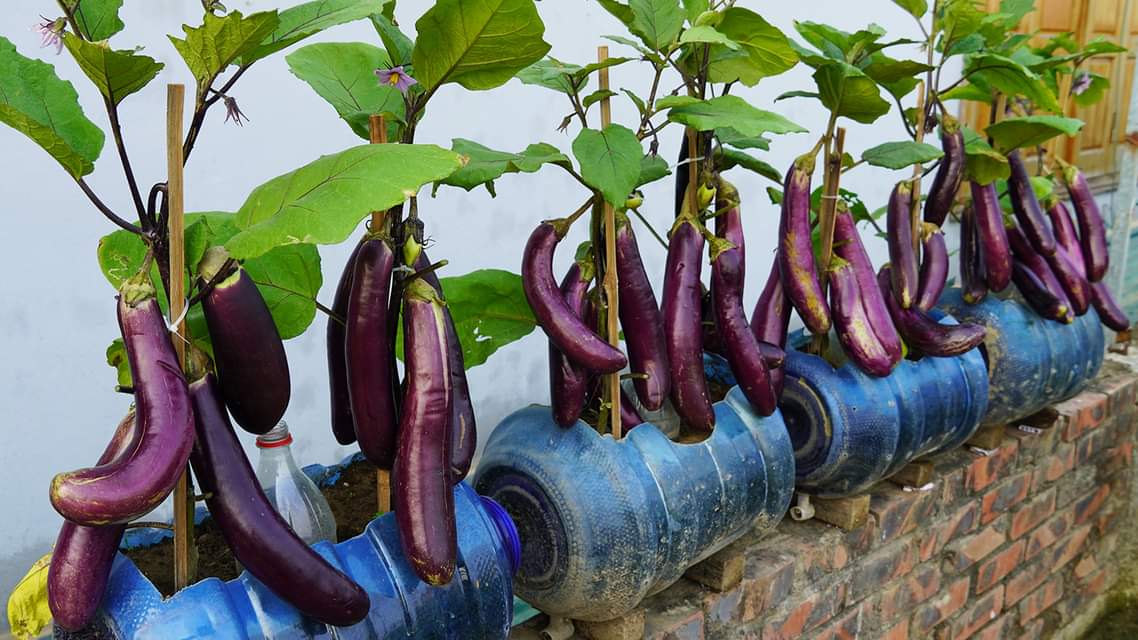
top-left (286, 42), bottom-right (403, 140)
top-left (965, 53), bottom-right (1060, 112)
top-left (861, 53), bottom-right (932, 99)
top-left (105, 339), bottom-right (131, 388)
top-left (775, 90), bottom-right (821, 101)
top-left (63, 35), bottom-right (164, 106)
top-left (583, 89), bottom-right (618, 109)
top-left (813, 60), bottom-right (890, 124)
top-left (637, 153), bottom-right (671, 186)
top-left (716, 148), bottom-right (782, 183)
top-left (1081, 37), bottom-right (1129, 57)
top-left (654, 95), bottom-right (700, 109)
top-left (628, 0), bottom-right (685, 50)
top-left (436, 269), bottom-right (537, 368)
top-left (998, 0), bottom-right (1034, 26)
top-left (961, 125), bottom-right (1009, 185)
top-left (573, 57), bottom-right (636, 84)
top-left (706, 7), bottom-right (798, 86)
top-left (679, 25), bottom-right (739, 49)
top-left (243, 0), bottom-right (384, 64)
top-left (985, 115), bottom-right (1084, 152)
top-left (682, 0), bottom-right (710, 23)
top-left (515, 57), bottom-right (584, 94)
top-left (1072, 73), bottom-right (1110, 108)
top-left (572, 124), bottom-right (643, 208)
top-left (862, 141), bottom-right (944, 170)
top-left (70, 0), bottom-right (125, 41)
top-left (169, 11), bottom-right (281, 93)
top-left (623, 88), bottom-right (647, 115)
top-left (892, 0), bottom-right (928, 18)
top-left (667, 95), bottom-right (806, 137)
top-left (243, 243), bottom-right (324, 341)
top-left (715, 127), bottom-right (770, 150)
top-left (1030, 176), bottom-right (1055, 203)
top-left (940, 81), bottom-right (993, 102)
top-left (226, 144), bottom-right (464, 259)
top-left (412, 0), bottom-right (551, 93)
top-left (0, 36), bottom-right (104, 178)
top-left (598, 0), bottom-right (635, 25)
top-left (439, 139), bottom-right (568, 193)
top-left (794, 21), bottom-right (850, 60)
top-left (371, 14), bottom-right (415, 65)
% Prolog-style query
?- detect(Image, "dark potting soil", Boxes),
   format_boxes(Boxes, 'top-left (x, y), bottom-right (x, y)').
top-left (123, 458), bottom-right (381, 597)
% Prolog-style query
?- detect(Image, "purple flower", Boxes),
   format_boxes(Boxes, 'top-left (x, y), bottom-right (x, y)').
top-left (375, 66), bottom-right (417, 95)
top-left (1071, 71), bottom-right (1093, 97)
top-left (36, 16), bottom-right (64, 55)
top-left (222, 95), bottom-right (248, 126)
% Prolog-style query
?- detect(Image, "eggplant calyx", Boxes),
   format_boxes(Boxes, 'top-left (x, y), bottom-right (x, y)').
top-left (120, 269), bottom-right (157, 306)
top-left (197, 246), bottom-right (238, 284)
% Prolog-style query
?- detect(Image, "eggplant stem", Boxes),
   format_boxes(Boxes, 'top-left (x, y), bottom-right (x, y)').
top-left (630, 208), bottom-right (670, 250)
top-left (125, 521), bottom-right (175, 531)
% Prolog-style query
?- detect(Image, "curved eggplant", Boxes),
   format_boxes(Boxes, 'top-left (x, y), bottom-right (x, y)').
top-left (550, 262), bottom-right (594, 427)
top-left (711, 244), bottom-right (777, 415)
top-left (961, 203), bottom-right (988, 304)
top-left (1044, 247), bottom-right (1091, 316)
top-left (752, 261), bottom-right (792, 395)
top-left (1047, 199), bottom-right (1087, 277)
top-left (887, 182), bottom-right (920, 309)
top-left (328, 241), bottom-right (364, 445)
top-left (878, 266), bottom-right (986, 357)
top-left (970, 180), bottom-right (1012, 291)
top-left (916, 224), bottom-right (949, 311)
top-left (616, 214), bottom-right (670, 411)
top-left (523, 221), bottom-right (627, 373)
top-left (1007, 151), bottom-right (1057, 256)
top-left (1007, 223), bottom-right (1074, 320)
top-left (1091, 281), bottom-right (1130, 331)
top-left (663, 217), bottom-right (715, 431)
top-left (833, 206), bottom-right (903, 364)
top-left (924, 117), bottom-right (965, 226)
top-left (49, 408), bottom-right (140, 631)
top-left (620, 389), bottom-right (644, 430)
top-left (778, 154), bottom-right (831, 334)
top-left (1063, 166), bottom-right (1109, 282)
top-left (1012, 261), bottom-right (1073, 323)
top-left (198, 247), bottom-right (290, 435)
top-left (831, 258), bottom-right (895, 376)
top-left (394, 278), bottom-right (456, 586)
top-left (189, 370), bottom-right (370, 625)
top-left (50, 279), bottom-right (194, 525)
top-left (346, 235), bottom-right (399, 469)
top-left (714, 178), bottom-right (745, 281)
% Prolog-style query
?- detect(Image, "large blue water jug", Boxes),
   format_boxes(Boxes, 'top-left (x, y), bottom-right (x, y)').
top-left (60, 483), bottom-right (519, 640)
top-left (939, 289), bottom-right (1105, 427)
top-left (473, 358), bottom-right (795, 622)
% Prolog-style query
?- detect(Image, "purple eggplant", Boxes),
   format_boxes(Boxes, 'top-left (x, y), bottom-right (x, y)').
top-left (620, 389), bottom-right (644, 430)
top-left (970, 181), bottom-right (1012, 292)
top-left (924, 117), bottom-right (965, 226)
top-left (49, 408), bottom-right (140, 631)
top-left (51, 279), bottom-right (194, 525)
top-left (1047, 199), bottom-right (1087, 277)
top-left (346, 235), bottom-right (399, 469)
top-left (961, 204), bottom-right (988, 304)
top-left (1007, 223), bottom-right (1074, 320)
top-left (663, 217), bottom-right (715, 431)
top-left (831, 258), bottom-right (896, 376)
top-left (1007, 151), bottom-right (1057, 256)
top-left (616, 214), bottom-right (670, 411)
top-left (189, 368), bottom-right (370, 625)
top-left (550, 261), bottom-right (594, 427)
top-left (711, 244), bottom-right (777, 415)
top-left (1063, 166), bottom-right (1109, 282)
top-left (714, 178), bottom-right (745, 281)
top-left (752, 262), bottom-right (792, 395)
top-left (878, 266), bottom-right (986, 357)
top-left (523, 221), bottom-right (627, 373)
top-left (778, 155), bottom-right (831, 334)
top-left (887, 182), bottom-right (920, 309)
top-left (328, 241), bottom-right (363, 445)
top-left (833, 207), bottom-right (903, 364)
top-left (916, 224), bottom-right (949, 311)
top-left (1091, 281), bottom-right (1130, 331)
top-left (1012, 261), bottom-right (1073, 323)
top-left (1044, 247), bottom-right (1091, 316)
top-left (394, 278), bottom-right (456, 586)
top-left (759, 342), bottom-right (786, 368)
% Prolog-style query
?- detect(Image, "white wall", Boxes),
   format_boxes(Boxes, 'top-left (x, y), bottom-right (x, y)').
top-left (0, 1), bottom-right (957, 623)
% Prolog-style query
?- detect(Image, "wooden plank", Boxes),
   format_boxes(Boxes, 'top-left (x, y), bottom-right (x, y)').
top-left (967, 424), bottom-right (1006, 450)
top-left (811, 494), bottom-right (871, 531)
top-left (888, 461), bottom-right (935, 488)
top-left (684, 546), bottom-right (745, 592)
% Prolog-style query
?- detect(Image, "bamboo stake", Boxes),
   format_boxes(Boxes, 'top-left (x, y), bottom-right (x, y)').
top-left (818, 127), bottom-right (847, 287)
top-left (598, 45), bottom-right (621, 439)
top-left (167, 84), bottom-right (194, 590)
top-left (368, 114), bottom-right (392, 514)
top-left (911, 81), bottom-right (928, 253)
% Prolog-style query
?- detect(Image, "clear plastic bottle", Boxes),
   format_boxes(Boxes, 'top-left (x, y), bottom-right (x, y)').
top-left (254, 420), bottom-right (337, 544)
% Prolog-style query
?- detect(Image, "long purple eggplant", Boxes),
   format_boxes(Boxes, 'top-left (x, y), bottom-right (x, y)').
top-left (197, 247), bottom-right (290, 436)
top-left (1062, 165), bottom-right (1109, 282)
top-left (752, 261), bottom-right (792, 395)
top-left (878, 266), bottom-right (986, 357)
top-left (616, 214), bottom-right (670, 411)
top-left (550, 261), bottom-right (594, 427)
top-left (1007, 151), bottom-right (1057, 256)
top-left (833, 207), bottom-right (903, 365)
top-left (831, 258), bottom-right (896, 376)
top-left (1091, 281), bottom-right (1130, 331)
top-left (328, 241), bottom-right (363, 445)
top-left (394, 278), bottom-right (456, 586)
top-left (961, 204), bottom-right (988, 304)
top-left (887, 182), bottom-right (920, 309)
top-left (346, 235), bottom-right (399, 469)
top-left (1007, 223), bottom-right (1074, 320)
top-left (664, 217), bottom-right (715, 431)
top-left (714, 178), bottom-right (746, 281)
top-left (924, 117), bottom-right (965, 226)
top-left (620, 389), bottom-right (644, 430)
top-left (778, 154), bottom-right (831, 334)
top-left (49, 408), bottom-right (140, 631)
top-left (970, 180), bottom-right (1012, 292)
top-left (916, 224), bottom-right (949, 311)
top-left (50, 279), bottom-right (194, 525)
top-left (1044, 246), bottom-right (1091, 316)
top-left (1047, 199), bottom-right (1087, 277)
top-left (523, 221), bottom-right (627, 373)
top-left (711, 244), bottom-right (777, 415)
top-left (1012, 261), bottom-right (1073, 323)
top-left (189, 369), bottom-right (370, 625)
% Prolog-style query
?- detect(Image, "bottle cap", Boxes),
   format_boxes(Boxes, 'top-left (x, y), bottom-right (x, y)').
top-left (479, 496), bottom-right (521, 576)
top-left (256, 420), bottom-right (293, 449)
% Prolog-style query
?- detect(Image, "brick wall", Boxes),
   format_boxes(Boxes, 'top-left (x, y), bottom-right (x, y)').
top-left (531, 358), bottom-right (1138, 640)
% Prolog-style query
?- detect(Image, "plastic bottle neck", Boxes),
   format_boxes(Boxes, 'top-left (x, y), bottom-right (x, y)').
top-left (479, 496), bottom-right (521, 576)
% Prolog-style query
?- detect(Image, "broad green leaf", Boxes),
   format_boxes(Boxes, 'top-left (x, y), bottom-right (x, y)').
top-left (226, 144), bottom-right (463, 259)
top-left (572, 124), bottom-right (643, 208)
top-left (436, 269), bottom-right (537, 368)
top-left (63, 35), bottom-right (164, 106)
top-left (794, 21), bottom-right (850, 60)
top-left (597, 0), bottom-right (635, 25)
top-left (412, 0), bottom-right (551, 93)
top-left (637, 153), bottom-right (671, 186)
top-left (439, 139), bottom-right (568, 193)
top-left (105, 339), bottom-right (131, 387)
top-left (623, 88), bottom-right (647, 115)
top-left (682, 0), bottom-right (709, 23)
top-left (680, 25), bottom-right (739, 49)
top-left (667, 95), bottom-right (806, 137)
top-left (6, 553), bottom-right (52, 640)
top-left (965, 53), bottom-right (1060, 112)
top-left (572, 57), bottom-right (636, 83)
top-left (169, 11), bottom-right (280, 93)
top-left (654, 95), bottom-right (700, 109)
top-left (628, 0), bottom-right (685, 50)
top-left (371, 14), bottom-right (415, 65)
top-left (961, 125), bottom-right (1009, 184)
top-left (862, 141), bottom-right (944, 170)
top-left (286, 42), bottom-right (403, 140)
top-left (716, 148), bottom-right (781, 183)
top-left (1072, 73), bottom-right (1110, 108)
top-left (1030, 176), bottom-right (1055, 203)
top-left (0, 37), bottom-right (104, 178)
top-left (243, 0), bottom-right (385, 64)
top-left (1081, 37), bottom-right (1129, 57)
top-left (892, 0), bottom-right (928, 18)
top-left (244, 243), bottom-right (324, 341)
top-left (862, 53), bottom-right (932, 99)
top-left (998, 0), bottom-right (1034, 26)
top-left (940, 81), bottom-right (992, 102)
top-left (583, 89), bottom-right (618, 109)
top-left (814, 60), bottom-right (890, 124)
top-left (516, 57), bottom-right (584, 94)
top-left (70, 0), bottom-right (125, 41)
top-left (775, 90), bottom-right (821, 101)
top-left (716, 127), bottom-right (770, 150)
top-left (706, 7), bottom-right (798, 86)
top-left (985, 115), bottom-right (1084, 152)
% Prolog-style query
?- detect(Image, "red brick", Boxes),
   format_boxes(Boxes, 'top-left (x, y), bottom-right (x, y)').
top-left (761, 581), bottom-right (846, 640)
top-left (979, 473), bottom-right (1030, 525)
top-left (1073, 485), bottom-right (1111, 526)
top-left (870, 487), bottom-right (936, 544)
top-left (1010, 488), bottom-right (1056, 539)
top-left (1005, 561), bottom-right (1049, 607)
top-left (971, 615), bottom-right (1010, 640)
top-left (1102, 441), bottom-right (1135, 476)
top-left (1021, 618), bottom-right (1045, 638)
top-left (1003, 423), bottom-right (1058, 464)
top-left (910, 576), bottom-right (969, 635)
top-left (1056, 391), bottom-right (1108, 442)
top-left (878, 563), bottom-right (942, 622)
top-left (941, 584), bottom-right (1004, 640)
top-left (737, 550), bottom-right (795, 623)
top-left (881, 618), bottom-right (910, 640)
top-left (1074, 554), bottom-right (1098, 582)
top-left (1032, 444), bottom-right (1075, 491)
top-left (1026, 511), bottom-right (1074, 560)
top-left (847, 539), bottom-right (918, 603)
top-left (975, 540), bottom-right (1025, 593)
top-left (1018, 574), bottom-right (1063, 625)
top-left (945, 521), bottom-right (1007, 571)
top-left (1088, 370), bottom-right (1138, 417)
top-left (920, 501), bottom-right (980, 562)
top-left (814, 602), bottom-right (865, 640)
top-left (844, 517), bottom-right (876, 555)
top-left (965, 442), bottom-right (1018, 493)
top-left (780, 525), bottom-right (850, 583)
top-left (644, 605), bottom-right (704, 640)
top-left (936, 465), bottom-right (968, 509)
top-left (1076, 429), bottom-right (1109, 465)
top-left (1047, 525), bottom-right (1091, 572)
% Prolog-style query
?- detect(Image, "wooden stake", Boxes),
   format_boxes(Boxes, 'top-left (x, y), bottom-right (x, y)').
top-left (167, 84), bottom-right (194, 590)
top-left (911, 81), bottom-right (928, 253)
top-left (598, 45), bottom-right (621, 439)
top-left (368, 113), bottom-right (392, 514)
top-left (817, 127), bottom-right (847, 285)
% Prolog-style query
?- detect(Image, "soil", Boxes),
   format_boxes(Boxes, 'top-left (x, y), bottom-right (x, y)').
top-left (580, 375), bottom-right (733, 443)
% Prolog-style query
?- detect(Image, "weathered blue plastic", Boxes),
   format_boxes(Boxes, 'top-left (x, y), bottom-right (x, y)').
top-left (778, 312), bottom-right (990, 498)
top-left (939, 289), bottom-right (1105, 427)
top-left (473, 357), bottom-right (795, 622)
top-left (61, 482), bottom-right (517, 640)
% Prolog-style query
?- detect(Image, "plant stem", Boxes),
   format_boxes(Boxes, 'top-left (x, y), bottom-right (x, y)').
top-left (182, 65), bottom-right (251, 164)
top-left (104, 97), bottom-right (147, 220)
top-left (630, 208), bottom-right (669, 250)
top-left (76, 179), bottom-right (143, 234)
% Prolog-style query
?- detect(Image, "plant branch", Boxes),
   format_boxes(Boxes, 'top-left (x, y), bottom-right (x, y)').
top-left (103, 97), bottom-right (147, 221)
top-left (76, 178), bottom-right (143, 235)
top-left (182, 65), bottom-right (252, 164)
top-left (252, 279), bottom-right (342, 324)
top-left (630, 208), bottom-right (669, 250)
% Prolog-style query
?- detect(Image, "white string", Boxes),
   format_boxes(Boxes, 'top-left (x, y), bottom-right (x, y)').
top-left (167, 301), bottom-right (190, 338)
